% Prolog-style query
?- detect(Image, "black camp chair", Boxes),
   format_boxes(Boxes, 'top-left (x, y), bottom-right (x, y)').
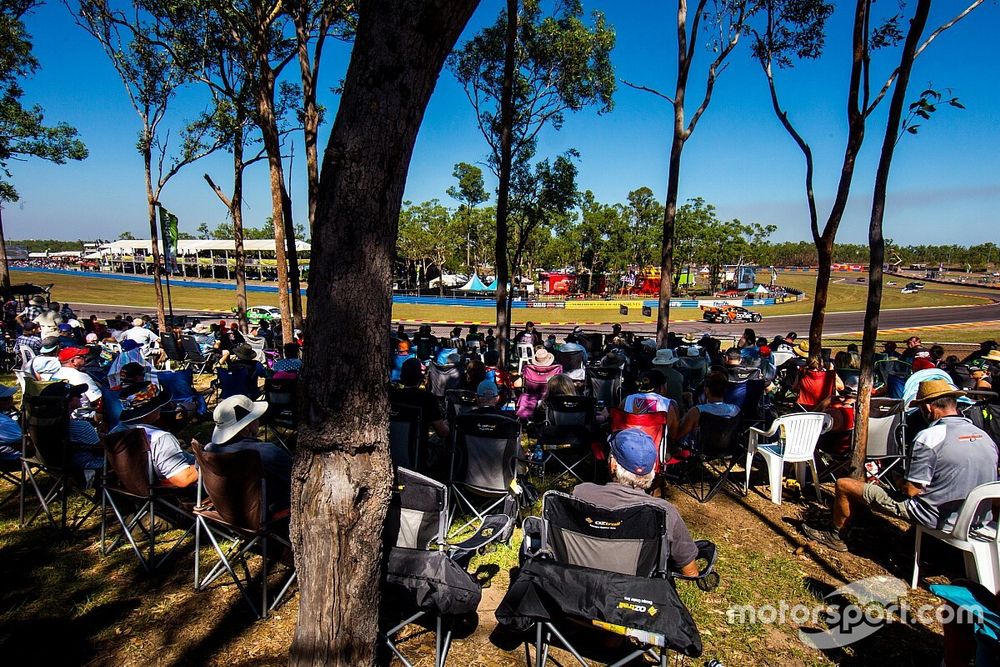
top-left (428, 362), bottom-right (462, 400)
top-left (389, 402), bottom-right (423, 471)
top-left (585, 365), bottom-right (622, 409)
top-left (500, 491), bottom-right (718, 666)
top-left (537, 395), bottom-right (596, 483)
top-left (192, 441), bottom-right (296, 619)
top-left (100, 428), bottom-right (195, 571)
top-left (262, 377), bottom-right (297, 450)
top-left (554, 349), bottom-right (585, 376)
top-left (445, 389), bottom-right (479, 426)
top-left (382, 468), bottom-right (515, 667)
top-left (180, 336), bottom-right (216, 376)
top-left (160, 331), bottom-right (187, 369)
top-left (449, 412), bottom-right (523, 537)
top-left (666, 412), bottom-right (744, 503)
top-left (19, 379), bottom-right (97, 529)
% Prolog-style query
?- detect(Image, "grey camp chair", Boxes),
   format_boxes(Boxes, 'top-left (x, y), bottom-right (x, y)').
top-left (503, 491), bottom-right (718, 666)
top-left (389, 402), bottom-right (423, 470)
top-left (19, 379), bottom-right (98, 529)
top-left (585, 365), bottom-right (622, 409)
top-left (382, 468), bottom-right (515, 667)
top-left (538, 395), bottom-right (595, 483)
top-left (448, 412), bottom-right (522, 537)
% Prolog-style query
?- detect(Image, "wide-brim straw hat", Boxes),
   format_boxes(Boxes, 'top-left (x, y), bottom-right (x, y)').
top-left (533, 348), bottom-right (555, 366)
top-left (793, 340), bottom-right (811, 358)
top-left (984, 349), bottom-right (1000, 363)
top-left (212, 394), bottom-right (268, 444)
top-left (908, 378), bottom-right (965, 408)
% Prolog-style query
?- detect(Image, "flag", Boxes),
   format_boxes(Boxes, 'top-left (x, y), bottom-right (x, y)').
top-left (159, 206), bottom-right (179, 273)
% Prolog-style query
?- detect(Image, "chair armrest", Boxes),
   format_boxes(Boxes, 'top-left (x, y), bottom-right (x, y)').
top-left (671, 540), bottom-right (720, 591)
top-left (448, 512), bottom-right (515, 556)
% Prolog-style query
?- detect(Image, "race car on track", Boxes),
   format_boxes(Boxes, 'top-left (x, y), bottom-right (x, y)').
top-left (701, 305), bottom-right (762, 324)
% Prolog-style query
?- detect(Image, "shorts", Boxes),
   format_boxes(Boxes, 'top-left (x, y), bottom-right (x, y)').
top-left (862, 482), bottom-right (910, 520)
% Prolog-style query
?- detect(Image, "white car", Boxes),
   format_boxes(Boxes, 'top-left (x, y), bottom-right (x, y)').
top-left (901, 288), bottom-right (918, 294)
top-left (886, 281), bottom-right (897, 286)
top-left (244, 305), bottom-right (282, 324)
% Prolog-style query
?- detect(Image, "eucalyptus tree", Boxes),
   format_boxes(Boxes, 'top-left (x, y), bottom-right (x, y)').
top-left (289, 2), bottom-right (478, 663)
top-left (0, 0), bottom-right (87, 289)
top-left (446, 161), bottom-right (488, 272)
top-left (623, 0), bottom-right (752, 346)
top-left (73, 0), bottom-right (222, 331)
top-left (451, 0), bottom-right (615, 364)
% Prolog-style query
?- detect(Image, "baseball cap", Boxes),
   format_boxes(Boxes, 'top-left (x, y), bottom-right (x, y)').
top-left (476, 380), bottom-right (500, 398)
top-left (58, 347), bottom-right (89, 363)
top-left (610, 429), bottom-right (657, 475)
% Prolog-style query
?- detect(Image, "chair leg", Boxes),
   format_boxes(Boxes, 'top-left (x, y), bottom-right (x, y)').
top-left (766, 457), bottom-right (783, 505)
top-left (744, 448), bottom-right (756, 494)
top-left (809, 459), bottom-right (822, 502)
top-left (911, 527), bottom-right (923, 589)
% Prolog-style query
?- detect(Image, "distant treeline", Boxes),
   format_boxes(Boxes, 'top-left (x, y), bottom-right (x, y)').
top-left (761, 241), bottom-right (998, 269)
top-left (9, 239), bottom-right (90, 254)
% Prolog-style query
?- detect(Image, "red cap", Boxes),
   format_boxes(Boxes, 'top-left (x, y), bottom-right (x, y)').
top-left (58, 347), bottom-right (89, 363)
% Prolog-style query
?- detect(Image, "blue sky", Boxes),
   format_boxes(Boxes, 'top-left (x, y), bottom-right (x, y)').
top-left (6, 1), bottom-right (998, 245)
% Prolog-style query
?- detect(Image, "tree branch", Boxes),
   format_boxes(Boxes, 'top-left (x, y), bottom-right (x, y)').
top-left (620, 78), bottom-right (675, 104)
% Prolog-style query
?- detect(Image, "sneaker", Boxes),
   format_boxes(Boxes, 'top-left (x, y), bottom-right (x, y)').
top-left (802, 523), bottom-right (849, 552)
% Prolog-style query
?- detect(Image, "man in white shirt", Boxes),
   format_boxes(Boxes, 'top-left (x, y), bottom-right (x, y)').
top-left (122, 317), bottom-right (160, 351)
top-left (33, 301), bottom-right (63, 339)
top-left (52, 347), bottom-right (102, 410)
top-left (119, 382), bottom-right (197, 488)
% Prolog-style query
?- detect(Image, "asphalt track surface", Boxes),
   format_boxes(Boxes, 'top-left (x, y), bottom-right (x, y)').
top-left (68, 281), bottom-right (1000, 341)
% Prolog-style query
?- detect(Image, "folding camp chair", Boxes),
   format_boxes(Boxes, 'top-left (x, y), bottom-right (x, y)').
top-left (666, 412), bottom-right (744, 503)
top-left (448, 412), bottom-right (522, 537)
top-left (585, 365), bottom-right (622, 409)
top-left (160, 332), bottom-right (187, 370)
top-left (428, 362), bottom-right (462, 400)
top-left (100, 428), bottom-right (195, 571)
top-left (19, 379), bottom-right (98, 529)
top-left (154, 368), bottom-right (208, 418)
top-left (444, 389), bottom-right (478, 426)
top-left (390, 402), bottom-right (423, 470)
top-left (382, 468), bottom-right (515, 667)
top-left (538, 395), bottom-right (596, 483)
top-left (262, 377), bottom-right (297, 449)
top-left (244, 334), bottom-right (267, 362)
top-left (215, 366), bottom-right (259, 401)
top-left (554, 349), bottom-right (584, 376)
top-left (608, 408), bottom-right (669, 468)
top-left (180, 335), bottom-right (215, 376)
top-left (515, 364), bottom-right (564, 421)
top-left (192, 441), bottom-right (296, 619)
top-left (503, 491), bottom-right (718, 666)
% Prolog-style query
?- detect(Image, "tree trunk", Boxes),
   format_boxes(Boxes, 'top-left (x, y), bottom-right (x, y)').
top-left (232, 134), bottom-right (249, 333)
top-left (289, 2), bottom-right (477, 665)
top-left (808, 244), bottom-right (833, 359)
top-left (0, 206), bottom-right (10, 291)
top-left (281, 181), bottom-right (305, 329)
top-left (143, 143), bottom-right (167, 332)
top-left (853, 0), bottom-right (930, 479)
top-left (257, 67), bottom-right (293, 345)
top-left (493, 0), bottom-right (517, 368)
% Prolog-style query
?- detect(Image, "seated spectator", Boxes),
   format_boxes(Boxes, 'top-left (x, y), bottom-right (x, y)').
top-left (514, 321), bottom-right (542, 347)
top-left (62, 383), bottom-right (104, 474)
top-left (30, 356), bottom-right (61, 381)
top-left (207, 395), bottom-right (293, 513)
top-left (272, 342), bottom-right (302, 375)
top-left (560, 332), bottom-right (589, 364)
top-left (820, 386), bottom-right (857, 458)
top-left (792, 347), bottom-right (842, 411)
top-left (900, 335), bottom-right (925, 362)
top-left (539, 373), bottom-right (577, 413)
top-left (484, 327), bottom-right (497, 352)
top-left (390, 339), bottom-right (416, 383)
top-left (254, 319), bottom-right (275, 349)
top-left (473, 379), bottom-right (505, 415)
top-left (804, 379), bottom-right (999, 552)
top-left (461, 359), bottom-right (488, 392)
top-left (53, 346), bottom-right (102, 412)
top-left (968, 361), bottom-right (993, 391)
top-left (229, 344), bottom-right (268, 384)
top-left (34, 301), bottom-right (62, 339)
top-left (0, 385), bottom-right (22, 462)
top-left (119, 382), bottom-right (197, 488)
top-left (721, 347), bottom-right (762, 383)
top-left (574, 429), bottom-right (699, 576)
top-left (483, 349), bottom-right (513, 399)
top-left (122, 317), bottom-right (160, 352)
top-left (56, 323), bottom-right (77, 348)
top-left (622, 369), bottom-right (681, 436)
top-left (928, 344), bottom-right (946, 369)
top-left (14, 321), bottom-right (42, 357)
top-left (774, 332), bottom-right (797, 353)
top-left (881, 341), bottom-right (900, 360)
top-left (674, 371), bottom-right (740, 442)
top-left (119, 361), bottom-right (149, 388)
top-left (962, 339), bottom-right (999, 365)
top-left (466, 324), bottom-right (484, 347)
top-left (651, 348), bottom-right (684, 405)
top-left (389, 358), bottom-right (449, 440)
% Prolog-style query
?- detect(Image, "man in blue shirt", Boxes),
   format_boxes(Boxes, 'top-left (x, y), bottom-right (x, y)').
top-left (0, 385), bottom-right (22, 462)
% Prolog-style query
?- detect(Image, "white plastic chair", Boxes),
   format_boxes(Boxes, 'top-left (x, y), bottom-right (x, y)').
top-left (516, 341), bottom-right (535, 372)
top-left (18, 345), bottom-right (36, 370)
top-left (912, 481), bottom-right (1000, 594)
top-left (745, 412), bottom-right (832, 505)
